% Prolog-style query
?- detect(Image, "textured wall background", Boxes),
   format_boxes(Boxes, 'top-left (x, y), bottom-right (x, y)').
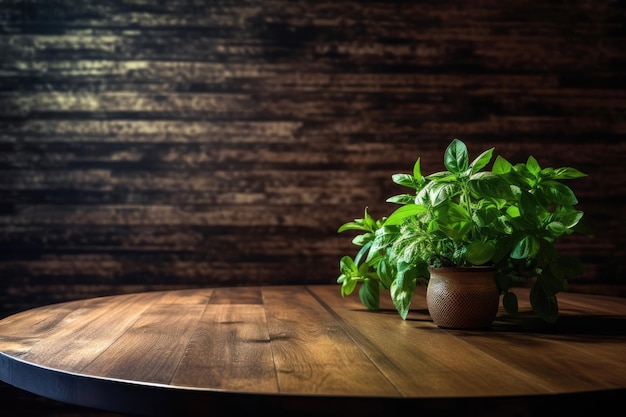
top-left (0, 1), bottom-right (625, 414)
top-left (1, 0), bottom-right (625, 315)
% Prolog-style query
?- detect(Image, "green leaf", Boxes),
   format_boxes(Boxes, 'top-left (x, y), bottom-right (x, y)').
top-left (535, 238), bottom-right (559, 268)
top-left (338, 256), bottom-right (360, 296)
top-left (552, 167), bottom-right (588, 180)
top-left (338, 276), bottom-right (357, 296)
top-left (358, 261), bottom-right (371, 276)
top-left (429, 182), bottom-right (460, 207)
top-left (545, 221), bottom-right (568, 238)
top-left (390, 261), bottom-right (417, 319)
top-left (376, 257), bottom-right (395, 289)
top-left (440, 200), bottom-right (471, 222)
top-left (338, 207), bottom-right (377, 233)
top-left (386, 194), bottom-right (415, 205)
top-left (425, 170), bottom-right (457, 182)
top-left (359, 279), bottom-right (380, 311)
top-left (466, 240), bottom-right (496, 265)
top-left (338, 221), bottom-right (369, 233)
top-left (383, 204), bottom-right (428, 226)
top-left (492, 155), bottom-right (513, 174)
top-left (511, 235), bottom-right (540, 259)
top-left (506, 205), bottom-right (520, 218)
top-left (473, 206), bottom-right (500, 228)
top-left (413, 157), bottom-right (422, 181)
top-left (468, 172), bottom-right (515, 200)
top-left (354, 240), bottom-right (373, 265)
top-left (502, 291), bottom-right (519, 315)
top-left (434, 201), bottom-right (471, 240)
top-left (368, 226), bottom-right (400, 262)
top-left (510, 163), bottom-right (536, 188)
top-left (519, 191), bottom-right (539, 219)
top-left (339, 255), bottom-right (358, 274)
top-left (492, 235), bottom-right (515, 263)
top-left (392, 173), bottom-right (418, 189)
top-left (352, 233), bottom-right (373, 246)
top-left (444, 139), bottom-right (469, 174)
top-left (537, 268), bottom-right (567, 295)
top-left (537, 181), bottom-right (578, 206)
top-left (470, 147), bottom-right (494, 174)
top-left (529, 283), bottom-right (558, 323)
top-left (551, 208), bottom-right (584, 229)
top-left (526, 155), bottom-right (541, 176)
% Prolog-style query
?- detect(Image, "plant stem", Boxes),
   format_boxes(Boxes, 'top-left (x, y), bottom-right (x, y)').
top-left (461, 182), bottom-right (476, 241)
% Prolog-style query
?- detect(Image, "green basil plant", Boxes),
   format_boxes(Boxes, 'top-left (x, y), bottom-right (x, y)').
top-left (337, 138), bottom-right (592, 323)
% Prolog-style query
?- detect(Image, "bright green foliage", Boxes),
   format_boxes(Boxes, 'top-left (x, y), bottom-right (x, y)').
top-left (337, 138), bottom-right (591, 324)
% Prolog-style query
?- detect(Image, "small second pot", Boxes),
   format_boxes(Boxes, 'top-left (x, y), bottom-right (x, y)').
top-left (426, 266), bottom-right (500, 329)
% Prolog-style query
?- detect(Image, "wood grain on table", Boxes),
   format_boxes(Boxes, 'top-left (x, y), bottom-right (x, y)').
top-left (1, 285), bottom-right (624, 416)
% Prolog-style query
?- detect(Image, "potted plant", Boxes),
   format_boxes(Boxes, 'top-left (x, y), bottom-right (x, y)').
top-left (337, 138), bottom-right (591, 328)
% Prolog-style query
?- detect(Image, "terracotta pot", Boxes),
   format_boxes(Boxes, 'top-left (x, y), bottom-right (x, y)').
top-left (426, 266), bottom-right (500, 329)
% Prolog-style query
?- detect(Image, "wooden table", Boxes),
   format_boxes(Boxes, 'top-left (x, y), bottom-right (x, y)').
top-left (0, 285), bottom-right (625, 417)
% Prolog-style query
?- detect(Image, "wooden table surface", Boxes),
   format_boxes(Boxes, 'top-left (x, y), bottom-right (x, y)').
top-left (0, 285), bottom-right (625, 417)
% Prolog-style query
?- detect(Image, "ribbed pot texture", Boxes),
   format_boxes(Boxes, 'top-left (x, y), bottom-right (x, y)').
top-left (427, 267), bottom-right (500, 329)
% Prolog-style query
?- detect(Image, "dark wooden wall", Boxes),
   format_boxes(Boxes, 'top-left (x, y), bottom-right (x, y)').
top-left (1, 0), bottom-right (625, 314)
top-left (0, 1), bottom-right (625, 415)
